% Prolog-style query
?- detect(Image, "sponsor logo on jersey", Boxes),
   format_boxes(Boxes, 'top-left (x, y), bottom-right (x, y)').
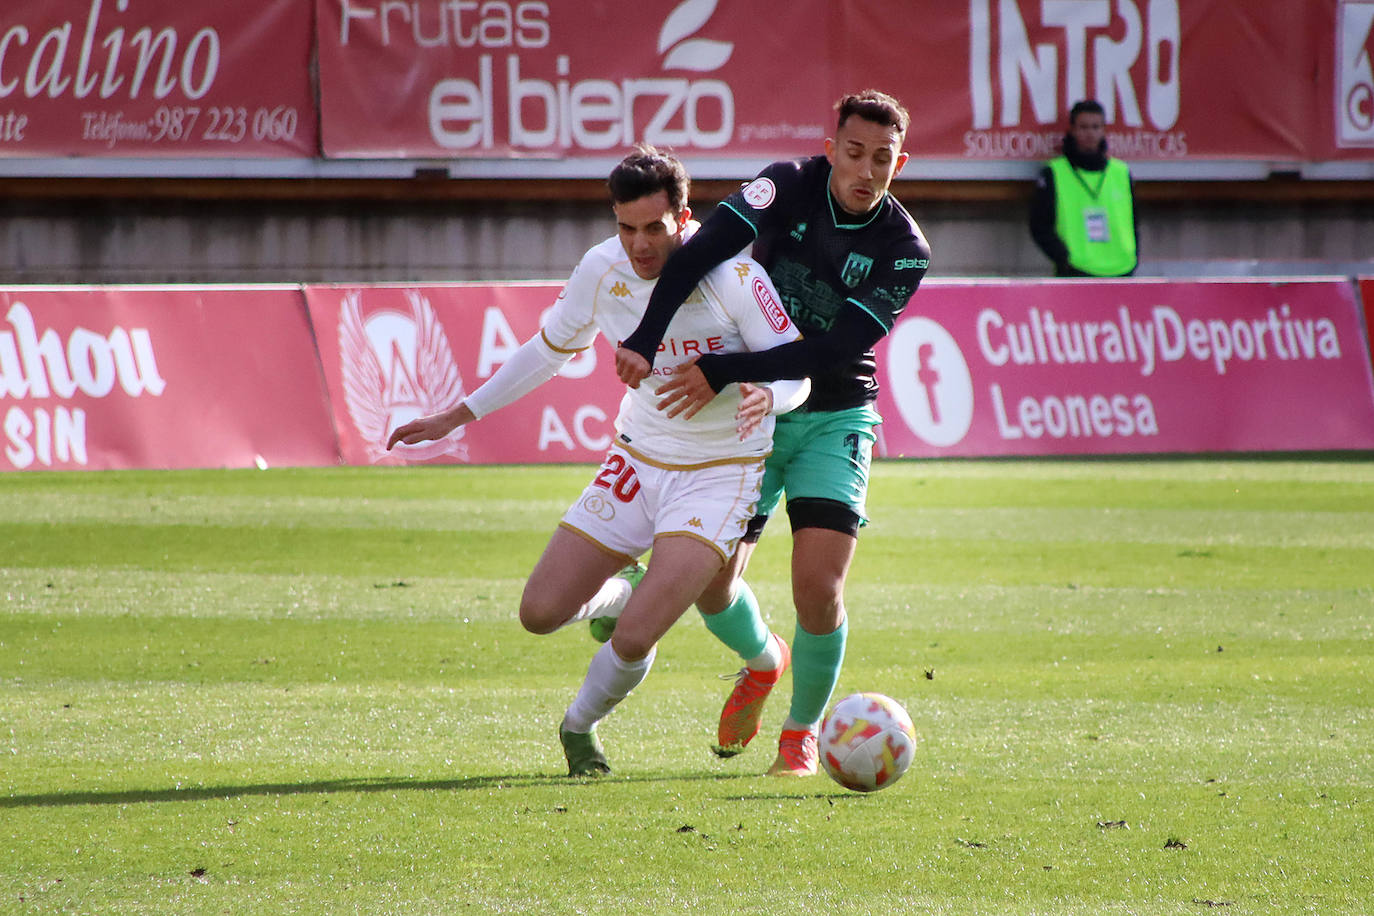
top-left (752, 276), bottom-right (791, 332)
top-left (610, 281), bottom-right (632, 297)
top-left (338, 290), bottom-right (467, 463)
top-left (841, 252), bottom-right (875, 288)
top-left (895, 257), bottom-right (930, 270)
top-left (742, 177), bottom-right (776, 209)
top-left (790, 221), bottom-right (807, 242)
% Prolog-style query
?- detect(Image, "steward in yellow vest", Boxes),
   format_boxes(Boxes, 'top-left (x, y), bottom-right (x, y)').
top-left (1029, 100), bottom-right (1138, 277)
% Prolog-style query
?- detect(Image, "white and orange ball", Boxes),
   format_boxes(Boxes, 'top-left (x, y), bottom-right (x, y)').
top-left (819, 692), bottom-right (917, 792)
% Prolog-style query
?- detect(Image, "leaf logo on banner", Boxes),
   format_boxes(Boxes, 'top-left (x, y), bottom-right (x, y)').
top-left (659, 0), bottom-right (733, 71)
top-left (338, 290), bottom-right (467, 463)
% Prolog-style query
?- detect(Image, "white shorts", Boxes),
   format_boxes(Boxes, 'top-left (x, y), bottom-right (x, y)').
top-left (560, 445), bottom-right (765, 563)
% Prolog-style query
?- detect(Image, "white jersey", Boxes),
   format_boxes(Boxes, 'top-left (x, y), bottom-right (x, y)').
top-left (465, 227), bottom-right (805, 468)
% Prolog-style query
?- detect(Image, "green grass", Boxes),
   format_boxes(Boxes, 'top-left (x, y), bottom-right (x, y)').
top-left (2, 459), bottom-right (1371, 914)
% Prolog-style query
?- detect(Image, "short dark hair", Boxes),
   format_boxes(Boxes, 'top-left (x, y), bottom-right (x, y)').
top-left (607, 145), bottom-right (690, 212)
top-left (1069, 99), bottom-right (1105, 124)
top-left (835, 89), bottom-right (909, 137)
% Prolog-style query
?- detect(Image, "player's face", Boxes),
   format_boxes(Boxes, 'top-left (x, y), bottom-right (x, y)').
top-left (824, 115), bottom-right (909, 216)
top-left (1071, 111), bottom-right (1106, 153)
top-left (614, 190), bottom-right (691, 279)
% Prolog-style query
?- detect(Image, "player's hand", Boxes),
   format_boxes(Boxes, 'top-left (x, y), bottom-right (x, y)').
top-left (735, 383), bottom-right (773, 440)
top-left (386, 404), bottom-right (471, 450)
top-left (615, 347), bottom-right (651, 389)
top-left (655, 356), bottom-right (717, 420)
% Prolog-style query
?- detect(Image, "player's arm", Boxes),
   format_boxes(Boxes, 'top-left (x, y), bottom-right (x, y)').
top-left (389, 262), bottom-right (599, 449)
top-left (764, 376), bottom-right (810, 414)
top-left (705, 306), bottom-right (885, 387)
top-left (656, 227), bottom-right (929, 420)
top-left (615, 206), bottom-right (756, 385)
top-left (657, 314), bottom-right (876, 420)
top-left (733, 376), bottom-right (811, 439)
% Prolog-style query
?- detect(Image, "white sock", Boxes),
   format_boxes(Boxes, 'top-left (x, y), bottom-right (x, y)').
top-left (562, 577), bottom-right (632, 627)
top-left (563, 642), bottom-right (657, 733)
top-left (746, 634), bottom-right (784, 672)
top-left (782, 715), bottom-right (819, 734)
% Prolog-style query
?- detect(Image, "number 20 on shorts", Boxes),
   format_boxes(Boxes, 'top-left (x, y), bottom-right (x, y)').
top-left (593, 454), bottom-right (641, 502)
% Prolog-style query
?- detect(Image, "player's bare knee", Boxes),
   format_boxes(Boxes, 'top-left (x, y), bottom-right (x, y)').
top-left (695, 579), bottom-right (733, 615)
top-left (517, 594), bottom-right (566, 635)
top-left (609, 630), bottom-right (653, 662)
top-left (795, 590), bottom-right (845, 635)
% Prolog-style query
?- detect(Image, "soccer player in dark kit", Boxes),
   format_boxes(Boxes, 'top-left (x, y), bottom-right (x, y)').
top-left (615, 89), bottom-right (932, 776)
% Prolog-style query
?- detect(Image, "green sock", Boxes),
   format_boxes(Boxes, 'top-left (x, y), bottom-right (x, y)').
top-left (699, 581), bottom-right (769, 661)
top-left (788, 618), bottom-right (848, 727)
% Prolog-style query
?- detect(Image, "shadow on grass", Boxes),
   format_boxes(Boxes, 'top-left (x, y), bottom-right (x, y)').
top-left (0, 770), bottom-right (800, 808)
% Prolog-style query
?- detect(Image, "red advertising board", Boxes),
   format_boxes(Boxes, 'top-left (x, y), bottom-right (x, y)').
top-left (0, 0), bottom-right (317, 157)
top-left (315, 0), bottom-right (837, 161)
top-left (5, 279), bottom-right (1371, 474)
top-left (314, 0), bottom-right (1372, 166)
top-left (0, 287), bottom-right (339, 471)
top-left (874, 278), bottom-right (1374, 457)
top-left (304, 278), bottom-right (1374, 468)
top-left (303, 283), bottom-right (620, 466)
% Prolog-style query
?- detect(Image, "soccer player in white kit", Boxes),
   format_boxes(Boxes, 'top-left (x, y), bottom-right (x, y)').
top-left (387, 147), bottom-right (809, 776)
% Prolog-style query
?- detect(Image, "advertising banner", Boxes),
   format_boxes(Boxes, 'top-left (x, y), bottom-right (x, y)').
top-left (315, 0), bottom-right (837, 161)
top-left (0, 0), bottom-right (317, 157)
top-left (7, 279), bottom-right (1370, 474)
top-left (314, 0), bottom-right (1368, 166)
top-left (875, 278), bottom-right (1374, 458)
top-left (0, 287), bottom-right (340, 471)
top-left (303, 283), bottom-right (620, 466)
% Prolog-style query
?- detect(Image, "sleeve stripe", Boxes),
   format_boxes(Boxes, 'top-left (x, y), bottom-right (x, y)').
top-left (717, 201), bottom-right (762, 237)
top-left (848, 297), bottom-right (893, 332)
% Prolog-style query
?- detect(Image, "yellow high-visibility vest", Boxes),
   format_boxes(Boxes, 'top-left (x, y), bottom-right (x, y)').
top-left (1048, 156), bottom-right (1136, 276)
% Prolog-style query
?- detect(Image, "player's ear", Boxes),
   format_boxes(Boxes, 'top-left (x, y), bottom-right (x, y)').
top-left (823, 137), bottom-right (836, 164)
top-left (892, 150), bottom-right (910, 177)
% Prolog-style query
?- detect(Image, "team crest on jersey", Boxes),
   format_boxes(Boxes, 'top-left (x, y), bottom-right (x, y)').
top-left (841, 252), bottom-right (875, 288)
top-left (741, 177), bottom-right (776, 209)
top-left (338, 290), bottom-right (467, 463)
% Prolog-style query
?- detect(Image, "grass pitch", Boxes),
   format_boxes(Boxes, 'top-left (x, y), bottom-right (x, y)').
top-left (1, 458), bottom-right (1371, 914)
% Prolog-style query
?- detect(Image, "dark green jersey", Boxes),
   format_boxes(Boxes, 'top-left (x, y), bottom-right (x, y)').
top-left (720, 155), bottom-right (931, 410)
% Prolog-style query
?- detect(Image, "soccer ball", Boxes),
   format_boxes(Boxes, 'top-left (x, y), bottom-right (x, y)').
top-left (819, 692), bottom-right (917, 793)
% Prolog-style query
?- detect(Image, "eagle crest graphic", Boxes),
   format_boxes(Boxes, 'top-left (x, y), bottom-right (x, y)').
top-left (338, 290), bottom-right (467, 463)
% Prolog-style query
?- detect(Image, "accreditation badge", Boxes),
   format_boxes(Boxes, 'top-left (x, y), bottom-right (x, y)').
top-left (1084, 208), bottom-right (1110, 243)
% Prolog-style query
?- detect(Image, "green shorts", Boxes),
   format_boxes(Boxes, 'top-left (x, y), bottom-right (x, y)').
top-left (757, 404), bottom-right (881, 526)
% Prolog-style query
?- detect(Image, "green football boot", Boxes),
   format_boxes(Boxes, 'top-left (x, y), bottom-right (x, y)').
top-left (588, 560), bottom-right (646, 644)
top-left (559, 722), bottom-right (611, 777)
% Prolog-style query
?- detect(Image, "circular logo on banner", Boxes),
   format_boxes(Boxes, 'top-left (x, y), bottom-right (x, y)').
top-left (886, 318), bottom-right (974, 448)
top-left (338, 290), bottom-right (468, 463)
top-left (741, 177), bottom-right (776, 209)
